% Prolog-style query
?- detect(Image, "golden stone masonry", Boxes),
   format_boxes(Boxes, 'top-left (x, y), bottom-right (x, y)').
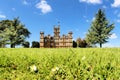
top-left (40, 25), bottom-right (73, 48)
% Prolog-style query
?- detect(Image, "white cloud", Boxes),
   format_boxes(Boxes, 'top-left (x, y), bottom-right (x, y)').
top-left (86, 19), bottom-right (89, 22)
top-left (109, 33), bottom-right (117, 39)
top-left (0, 14), bottom-right (6, 19)
top-left (103, 43), bottom-right (114, 47)
top-left (79, 0), bottom-right (102, 4)
top-left (102, 5), bottom-right (107, 9)
top-left (92, 17), bottom-right (95, 21)
top-left (111, 0), bottom-right (120, 7)
top-left (12, 8), bottom-right (16, 11)
top-left (116, 19), bottom-right (120, 23)
top-left (23, 0), bottom-right (29, 5)
top-left (36, 0), bottom-right (52, 14)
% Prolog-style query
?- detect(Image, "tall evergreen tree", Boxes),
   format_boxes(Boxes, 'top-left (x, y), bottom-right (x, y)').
top-left (86, 9), bottom-right (114, 48)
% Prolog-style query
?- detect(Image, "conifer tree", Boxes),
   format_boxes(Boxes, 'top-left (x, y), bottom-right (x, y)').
top-left (86, 9), bottom-right (114, 48)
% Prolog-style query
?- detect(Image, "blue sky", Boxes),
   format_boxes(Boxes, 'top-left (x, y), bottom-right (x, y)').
top-left (0, 0), bottom-right (120, 47)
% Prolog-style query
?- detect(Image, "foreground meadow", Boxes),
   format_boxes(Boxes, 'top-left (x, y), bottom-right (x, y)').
top-left (0, 48), bottom-right (120, 80)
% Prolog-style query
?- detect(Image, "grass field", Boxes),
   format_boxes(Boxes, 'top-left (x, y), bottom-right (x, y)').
top-left (0, 48), bottom-right (120, 80)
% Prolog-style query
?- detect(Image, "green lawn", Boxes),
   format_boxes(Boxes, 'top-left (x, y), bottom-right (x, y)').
top-left (0, 48), bottom-right (120, 80)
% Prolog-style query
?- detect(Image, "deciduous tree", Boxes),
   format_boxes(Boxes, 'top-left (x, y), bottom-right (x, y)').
top-left (10, 17), bottom-right (31, 48)
top-left (76, 38), bottom-right (88, 48)
top-left (0, 17), bottom-right (31, 48)
top-left (31, 41), bottom-right (40, 48)
top-left (73, 41), bottom-right (77, 48)
top-left (22, 41), bottom-right (30, 48)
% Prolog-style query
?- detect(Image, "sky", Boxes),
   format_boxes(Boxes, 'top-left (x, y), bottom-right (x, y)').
top-left (0, 0), bottom-right (120, 47)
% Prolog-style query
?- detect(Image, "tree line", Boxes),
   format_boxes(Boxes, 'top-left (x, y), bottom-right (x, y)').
top-left (0, 9), bottom-right (114, 48)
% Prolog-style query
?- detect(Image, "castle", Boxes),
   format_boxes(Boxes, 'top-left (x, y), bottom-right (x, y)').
top-left (40, 25), bottom-right (73, 48)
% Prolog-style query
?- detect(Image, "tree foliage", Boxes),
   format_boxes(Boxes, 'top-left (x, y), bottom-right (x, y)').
top-left (86, 9), bottom-right (114, 48)
top-left (22, 41), bottom-right (30, 48)
top-left (73, 41), bottom-right (77, 48)
top-left (31, 41), bottom-right (40, 48)
top-left (76, 38), bottom-right (88, 48)
top-left (0, 17), bottom-right (31, 48)
top-left (0, 20), bottom-right (12, 47)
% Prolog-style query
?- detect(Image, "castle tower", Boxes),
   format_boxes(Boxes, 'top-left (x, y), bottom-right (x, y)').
top-left (62, 34), bottom-right (66, 47)
top-left (40, 31), bottom-right (44, 48)
top-left (68, 31), bottom-right (73, 47)
top-left (54, 25), bottom-right (60, 48)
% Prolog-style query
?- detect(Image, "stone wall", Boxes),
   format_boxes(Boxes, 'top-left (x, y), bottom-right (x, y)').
top-left (40, 25), bottom-right (73, 48)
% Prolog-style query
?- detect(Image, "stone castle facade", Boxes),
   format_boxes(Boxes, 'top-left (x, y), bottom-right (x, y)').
top-left (40, 25), bottom-right (73, 48)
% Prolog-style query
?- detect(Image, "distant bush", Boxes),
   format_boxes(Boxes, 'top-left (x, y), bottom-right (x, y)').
top-left (22, 41), bottom-right (30, 48)
top-left (31, 41), bottom-right (40, 48)
top-left (73, 41), bottom-right (77, 48)
top-left (76, 38), bottom-right (88, 48)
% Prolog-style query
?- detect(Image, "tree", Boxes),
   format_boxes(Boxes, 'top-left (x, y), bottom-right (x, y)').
top-left (22, 41), bottom-right (30, 48)
top-left (76, 38), bottom-right (88, 48)
top-left (0, 17), bottom-right (31, 48)
top-left (76, 38), bottom-right (82, 47)
top-left (31, 41), bottom-right (40, 48)
top-left (86, 9), bottom-right (114, 48)
top-left (9, 17), bottom-right (31, 48)
top-left (73, 41), bottom-right (77, 48)
top-left (0, 20), bottom-right (12, 48)
top-left (80, 39), bottom-right (88, 48)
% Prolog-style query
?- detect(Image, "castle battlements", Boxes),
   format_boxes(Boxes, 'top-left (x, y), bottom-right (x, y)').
top-left (40, 25), bottom-right (73, 48)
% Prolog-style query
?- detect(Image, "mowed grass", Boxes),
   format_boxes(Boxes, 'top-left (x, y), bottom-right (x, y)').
top-left (0, 48), bottom-right (120, 80)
